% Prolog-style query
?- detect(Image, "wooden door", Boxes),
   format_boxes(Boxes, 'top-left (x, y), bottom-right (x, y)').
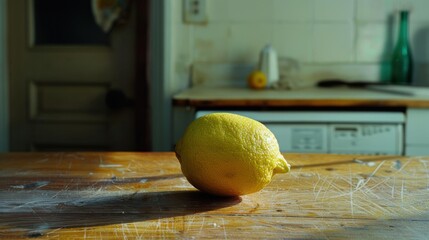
top-left (8, 0), bottom-right (137, 151)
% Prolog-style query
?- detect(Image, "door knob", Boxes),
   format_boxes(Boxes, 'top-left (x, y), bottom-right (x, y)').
top-left (105, 89), bottom-right (134, 110)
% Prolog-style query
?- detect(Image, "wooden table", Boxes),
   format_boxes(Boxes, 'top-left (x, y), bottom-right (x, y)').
top-left (1, 152), bottom-right (428, 239)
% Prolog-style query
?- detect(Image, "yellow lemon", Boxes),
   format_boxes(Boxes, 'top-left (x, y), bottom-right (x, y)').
top-left (175, 113), bottom-right (290, 196)
top-left (247, 70), bottom-right (267, 89)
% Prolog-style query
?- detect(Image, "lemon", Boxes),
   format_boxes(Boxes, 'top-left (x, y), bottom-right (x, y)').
top-left (247, 70), bottom-right (268, 89)
top-left (175, 113), bottom-right (290, 196)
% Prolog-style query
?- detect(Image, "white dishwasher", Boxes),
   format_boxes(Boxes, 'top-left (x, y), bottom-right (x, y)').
top-left (195, 111), bottom-right (405, 155)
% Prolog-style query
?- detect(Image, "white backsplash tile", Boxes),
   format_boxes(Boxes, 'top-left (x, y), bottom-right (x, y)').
top-left (356, 23), bottom-right (392, 62)
top-left (298, 63), bottom-right (384, 83)
top-left (356, 0), bottom-right (397, 22)
top-left (227, 0), bottom-right (274, 22)
top-left (312, 23), bottom-right (354, 62)
top-left (406, 0), bottom-right (429, 21)
top-left (192, 24), bottom-right (229, 62)
top-left (207, 0), bottom-right (229, 22)
top-left (314, 0), bottom-right (354, 22)
top-left (227, 23), bottom-right (274, 63)
top-left (273, 23), bottom-right (312, 62)
top-left (191, 63), bottom-right (254, 87)
top-left (273, 0), bottom-right (313, 22)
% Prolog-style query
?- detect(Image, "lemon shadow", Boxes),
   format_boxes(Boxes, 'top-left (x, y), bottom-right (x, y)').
top-left (0, 190), bottom-right (241, 238)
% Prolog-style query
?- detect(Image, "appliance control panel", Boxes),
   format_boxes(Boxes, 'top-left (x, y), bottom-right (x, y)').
top-left (329, 124), bottom-right (403, 155)
top-left (265, 123), bottom-right (403, 155)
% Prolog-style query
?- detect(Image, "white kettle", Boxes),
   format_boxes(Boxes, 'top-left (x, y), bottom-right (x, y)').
top-left (258, 44), bottom-right (279, 87)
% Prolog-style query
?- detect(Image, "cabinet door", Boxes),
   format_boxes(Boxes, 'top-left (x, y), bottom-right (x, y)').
top-left (406, 108), bottom-right (429, 155)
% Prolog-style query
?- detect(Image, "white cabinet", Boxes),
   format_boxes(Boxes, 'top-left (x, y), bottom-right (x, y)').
top-left (405, 108), bottom-right (429, 155)
top-left (195, 110), bottom-right (405, 155)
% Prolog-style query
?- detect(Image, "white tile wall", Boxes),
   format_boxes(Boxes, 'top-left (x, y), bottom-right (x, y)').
top-left (170, 0), bottom-right (429, 88)
top-left (356, 0), bottom-right (397, 22)
top-left (193, 24), bottom-right (229, 62)
top-left (273, 0), bottom-right (313, 22)
top-left (207, 0), bottom-right (229, 22)
top-left (227, 23), bottom-right (273, 62)
top-left (357, 0), bottom-right (429, 22)
top-left (313, 23), bottom-right (354, 62)
top-left (356, 23), bottom-right (391, 62)
top-left (273, 23), bottom-right (312, 62)
top-left (314, 0), bottom-right (354, 22)
top-left (227, 0), bottom-right (274, 22)
top-left (407, 0), bottom-right (429, 21)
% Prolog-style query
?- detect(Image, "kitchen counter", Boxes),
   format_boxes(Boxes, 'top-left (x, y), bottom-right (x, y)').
top-left (1, 152), bottom-right (428, 239)
top-left (172, 86), bottom-right (429, 156)
top-left (173, 86), bottom-right (429, 108)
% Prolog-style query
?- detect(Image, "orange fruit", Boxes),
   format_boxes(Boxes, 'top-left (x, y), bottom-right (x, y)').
top-left (247, 71), bottom-right (267, 89)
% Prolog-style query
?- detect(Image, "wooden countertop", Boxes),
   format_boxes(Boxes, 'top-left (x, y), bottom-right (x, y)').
top-left (173, 86), bottom-right (429, 108)
top-left (1, 152), bottom-right (428, 239)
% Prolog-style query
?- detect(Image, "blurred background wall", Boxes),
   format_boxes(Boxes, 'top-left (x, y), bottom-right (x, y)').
top-left (166, 0), bottom-right (429, 92)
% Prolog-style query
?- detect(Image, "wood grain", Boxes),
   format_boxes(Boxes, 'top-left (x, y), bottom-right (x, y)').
top-left (0, 152), bottom-right (428, 239)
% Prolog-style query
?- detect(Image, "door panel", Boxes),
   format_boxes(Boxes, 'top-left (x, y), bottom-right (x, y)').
top-left (29, 81), bottom-right (108, 122)
top-left (8, 0), bottom-right (136, 151)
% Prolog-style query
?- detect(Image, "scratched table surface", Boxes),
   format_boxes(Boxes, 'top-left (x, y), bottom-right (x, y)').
top-left (0, 152), bottom-right (428, 239)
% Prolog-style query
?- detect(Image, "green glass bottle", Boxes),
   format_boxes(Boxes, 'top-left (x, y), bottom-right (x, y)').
top-left (391, 11), bottom-right (413, 85)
